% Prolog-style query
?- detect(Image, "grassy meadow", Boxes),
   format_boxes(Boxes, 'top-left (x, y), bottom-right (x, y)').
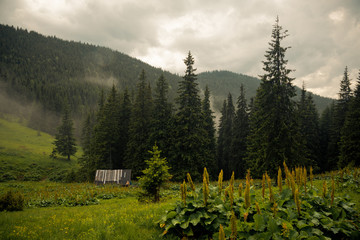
top-left (1, 117), bottom-right (360, 239)
top-left (0, 117), bottom-right (81, 182)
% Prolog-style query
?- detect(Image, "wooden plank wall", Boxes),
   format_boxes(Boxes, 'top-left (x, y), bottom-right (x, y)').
top-left (94, 169), bottom-right (131, 185)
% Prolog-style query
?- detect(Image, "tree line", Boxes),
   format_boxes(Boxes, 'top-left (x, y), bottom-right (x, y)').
top-left (54, 19), bottom-right (360, 181)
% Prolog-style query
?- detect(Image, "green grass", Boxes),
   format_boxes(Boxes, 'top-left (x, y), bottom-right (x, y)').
top-left (0, 173), bottom-right (359, 240)
top-left (0, 181), bottom-right (178, 240)
top-left (0, 118), bottom-right (81, 181)
top-left (0, 197), bottom-right (177, 240)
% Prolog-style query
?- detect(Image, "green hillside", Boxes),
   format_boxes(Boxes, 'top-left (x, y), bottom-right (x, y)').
top-left (0, 117), bottom-right (80, 182)
top-left (0, 24), bottom-right (332, 135)
top-left (198, 70), bottom-right (333, 113)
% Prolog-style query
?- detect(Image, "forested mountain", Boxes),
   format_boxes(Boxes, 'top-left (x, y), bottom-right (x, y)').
top-left (0, 23), bottom-right (332, 135)
top-left (198, 70), bottom-right (333, 114)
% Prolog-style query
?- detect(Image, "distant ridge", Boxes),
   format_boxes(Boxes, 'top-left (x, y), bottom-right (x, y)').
top-left (0, 24), bottom-right (333, 134)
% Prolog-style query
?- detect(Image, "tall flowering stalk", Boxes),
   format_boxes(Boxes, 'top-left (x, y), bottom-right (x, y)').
top-left (203, 167), bottom-right (210, 186)
top-left (255, 202), bottom-right (261, 215)
top-left (290, 172), bottom-right (296, 197)
top-left (262, 174), bottom-right (266, 198)
top-left (219, 224), bottom-right (225, 240)
top-left (244, 177), bottom-right (251, 208)
top-left (277, 167), bottom-right (282, 193)
top-left (303, 167), bottom-right (307, 195)
top-left (294, 188), bottom-right (301, 215)
top-left (310, 166), bottom-right (313, 190)
top-left (238, 182), bottom-right (243, 197)
top-left (322, 180), bottom-right (327, 198)
top-left (187, 173), bottom-right (195, 192)
top-left (331, 178), bottom-right (335, 206)
top-left (181, 180), bottom-right (187, 205)
top-left (203, 175), bottom-right (209, 206)
top-left (218, 170), bottom-right (223, 195)
top-left (266, 172), bottom-right (274, 202)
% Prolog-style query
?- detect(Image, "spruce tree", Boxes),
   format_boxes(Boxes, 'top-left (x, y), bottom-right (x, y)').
top-left (92, 85), bottom-right (121, 169)
top-left (217, 93), bottom-right (235, 179)
top-left (339, 70), bottom-right (360, 167)
top-left (116, 88), bottom-right (132, 169)
top-left (53, 103), bottom-right (77, 161)
top-left (231, 85), bottom-right (249, 178)
top-left (217, 100), bottom-right (227, 175)
top-left (297, 85), bottom-right (320, 167)
top-left (202, 86), bottom-right (217, 175)
top-left (149, 74), bottom-right (173, 156)
top-left (172, 52), bottom-right (208, 180)
top-left (318, 102), bottom-right (335, 171)
top-left (246, 17), bottom-right (302, 178)
top-left (328, 67), bottom-right (352, 169)
top-left (125, 70), bottom-right (153, 177)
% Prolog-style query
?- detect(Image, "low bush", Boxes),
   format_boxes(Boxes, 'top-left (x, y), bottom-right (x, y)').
top-left (0, 190), bottom-right (24, 211)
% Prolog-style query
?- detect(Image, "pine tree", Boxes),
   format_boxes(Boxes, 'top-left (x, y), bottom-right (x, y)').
top-left (297, 85), bottom-right (320, 167)
top-left (246, 17), bottom-right (303, 178)
top-left (328, 67), bottom-right (352, 169)
top-left (202, 86), bottom-right (217, 175)
top-left (116, 88), bottom-right (132, 169)
top-left (53, 103), bottom-right (77, 161)
top-left (318, 102), bottom-right (335, 171)
top-left (217, 93), bottom-right (235, 179)
top-left (171, 52), bottom-right (208, 180)
top-left (231, 84), bottom-right (249, 178)
top-left (217, 100), bottom-right (227, 175)
top-left (149, 74), bottom-right (173, 156)
top-left (92, 85), bottom-right (121, 169)
top-left (125, 70), bottom-right (153, 177)
top-left (224, 93), bottom-right (235, 179)
top-left (339, 70), bottom-right (360, 167)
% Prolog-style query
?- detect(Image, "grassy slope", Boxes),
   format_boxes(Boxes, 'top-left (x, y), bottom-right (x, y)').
top-left (0, 117), bottom-right (80, 181)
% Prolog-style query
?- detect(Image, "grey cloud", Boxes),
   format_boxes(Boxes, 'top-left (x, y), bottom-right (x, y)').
top-left (0, 0), bottom-right (359, 98)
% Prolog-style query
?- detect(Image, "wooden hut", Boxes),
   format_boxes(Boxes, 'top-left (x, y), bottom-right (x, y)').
top-left (94, 169), bottom-right (131, 185)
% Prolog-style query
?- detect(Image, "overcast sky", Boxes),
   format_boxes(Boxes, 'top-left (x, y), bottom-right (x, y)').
top-left (1, 0), bottom-right (359, 98)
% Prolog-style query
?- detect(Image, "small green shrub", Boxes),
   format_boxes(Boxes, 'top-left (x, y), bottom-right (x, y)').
top-left (138, 144), bottom-right (172, 202)
top-left (0, 190), bottom-right (25, 211)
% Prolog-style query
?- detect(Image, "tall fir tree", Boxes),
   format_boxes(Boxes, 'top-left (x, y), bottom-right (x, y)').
top-left (125, 70), bottom-right (153, 177)
top-left (231, 84), bottom-right (249, 178)
top-left (53, 102), bottom-right (77, 161)
top-left (217, 93), bottom-right (235, 179)
top-left (202, 85), bottom-right (217, 176)
top-left (297, 84), bottom-right (320, 167)
top-left (339, 69), bottom-right (360, 167)
top-left (246, 17), bottom-right (303, 178)
top-left (217, 100), bottom-right (227, 176)
top-left (328, 67), bottom-right (352, 169)
top-left (318, 102), bottom-right (335, 171)
top-left (92, 85), bottom-right (121, 169)
top-left (171, 52), bottom-right (209, 180)
top-left (149, 74), bottom-right (173, 156)
top-left (116, 88), bottom-right (132, 169)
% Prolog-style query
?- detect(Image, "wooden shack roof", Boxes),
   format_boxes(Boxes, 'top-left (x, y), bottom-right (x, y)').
top-left (94, 169), bottom-right (131, 185)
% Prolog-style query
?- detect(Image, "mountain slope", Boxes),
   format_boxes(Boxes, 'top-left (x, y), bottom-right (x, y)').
top-left (0, 117), bottom-right (79, 181)
top-left (198, 70), bottom-right (333, 113)
top-left (0, 24), bottom-right (332, 134)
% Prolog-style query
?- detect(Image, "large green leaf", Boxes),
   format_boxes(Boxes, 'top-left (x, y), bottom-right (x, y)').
top-left (189, 211), bottom-right (203, 226)
top-left (267, 217), bottom-right (280, 234)
top-left (296, 220), bottom-right (309, 229)
top-left (253, 213), bottom-right (266, 231)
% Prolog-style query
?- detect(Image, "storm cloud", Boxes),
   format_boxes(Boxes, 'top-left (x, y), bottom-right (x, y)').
top-left (1, 0), bottom-right (359, 98)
